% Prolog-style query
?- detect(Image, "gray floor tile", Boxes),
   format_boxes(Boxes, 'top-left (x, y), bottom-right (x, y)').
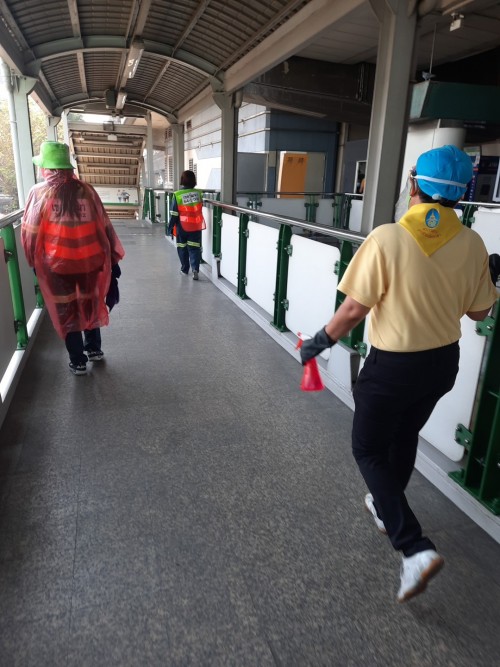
top-left (0, 219), bottom-right (498, 666)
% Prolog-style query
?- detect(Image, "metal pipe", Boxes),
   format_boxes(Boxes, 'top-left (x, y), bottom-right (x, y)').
top-left (205, 200), bottom-right (366, 244)
top-left (0, 60), bottom-right (25, 206)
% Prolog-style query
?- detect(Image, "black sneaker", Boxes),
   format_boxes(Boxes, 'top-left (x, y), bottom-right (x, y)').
top-left (87, 350), bottom-right (104, 362)
top-left (193, 270), bottom-right (199, 281)
top-left (69, 362), bottom-right (87, 375)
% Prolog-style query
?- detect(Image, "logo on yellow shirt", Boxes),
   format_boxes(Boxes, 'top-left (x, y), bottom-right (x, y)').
top-left (425, 209), bottom-right (440, 229)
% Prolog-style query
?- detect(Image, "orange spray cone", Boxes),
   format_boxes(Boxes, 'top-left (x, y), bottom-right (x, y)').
top-left (296, 333), bottom-right (325, 392)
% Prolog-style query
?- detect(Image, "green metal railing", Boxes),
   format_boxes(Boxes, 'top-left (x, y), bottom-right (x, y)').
top-left (450, 301), bottom-right (500, 514)
top-left (206, 201), bottom-right (365, 341)
top-left (238, 192), bottom-right (360, 228)
top-left (205, 199), bottom-right (500, 515)
top-left (0, 218), bottom-right (29, 349)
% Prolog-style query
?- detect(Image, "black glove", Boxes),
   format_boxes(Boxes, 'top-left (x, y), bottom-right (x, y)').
top-left (300, 327), bottom-right (336, 365)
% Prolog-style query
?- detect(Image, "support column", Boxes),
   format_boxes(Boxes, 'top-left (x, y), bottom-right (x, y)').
top-left (46, 116), bottom-right (60, 142)
top-left (0, 61), bottom-right (37, 206)
top-left (146, 112), bottom-right (155, 188)
top-left (213, 92), bottom-right (241, 204)
top-left (171, 123), bottom-right (184, 188)
top-left (61, 110), bottom-right (77, 170)
top-left (361, 0), bottom-right (418, 233)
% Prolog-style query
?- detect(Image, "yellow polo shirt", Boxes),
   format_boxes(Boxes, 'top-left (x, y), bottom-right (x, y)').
top-left (337, 211), bottom-right (498, 352)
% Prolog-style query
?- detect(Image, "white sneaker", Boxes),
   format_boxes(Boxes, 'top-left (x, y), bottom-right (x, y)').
top-left (398, 549), bottom-right (444, 603)
top-left (364, 493), bottom-right (387, 534)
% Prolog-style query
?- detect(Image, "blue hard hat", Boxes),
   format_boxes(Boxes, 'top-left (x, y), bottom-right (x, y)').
top-left (415, 145), bottom-right (473, 202)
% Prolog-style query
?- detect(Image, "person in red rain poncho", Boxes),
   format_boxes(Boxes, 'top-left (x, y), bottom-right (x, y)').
top-left (22, 141), bottom-right (125, 375)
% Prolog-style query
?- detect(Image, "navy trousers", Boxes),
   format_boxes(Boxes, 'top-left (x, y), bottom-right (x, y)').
top-left (65, 329), bottom-right (102, 364)
top-left (352, 342), bottom-right (459, 557)
top-left (176, 226), bottom-right (202, 273)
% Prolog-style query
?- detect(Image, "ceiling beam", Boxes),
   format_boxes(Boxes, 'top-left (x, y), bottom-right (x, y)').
top-left (224, 0), bottom-right (366, 93)
top-left (172, 0), bottom-right (211, 56)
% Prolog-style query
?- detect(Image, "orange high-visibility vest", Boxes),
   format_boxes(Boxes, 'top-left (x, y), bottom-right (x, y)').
top-left (174, 189), bottom-right (206, 232)
top-left (41, 199), bottom-right (105, 273)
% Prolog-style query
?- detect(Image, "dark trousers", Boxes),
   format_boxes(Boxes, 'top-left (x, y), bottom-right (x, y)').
top-left (176, 227), bottom-right (202, 273)
top-left (65, 329), bottom-right (101, 364)
top-left (352, 342), bottom-right (459, 557)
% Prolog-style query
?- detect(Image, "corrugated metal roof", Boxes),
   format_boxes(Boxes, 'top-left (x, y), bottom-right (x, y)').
top-left (1, 0), bottom-right (500, 190)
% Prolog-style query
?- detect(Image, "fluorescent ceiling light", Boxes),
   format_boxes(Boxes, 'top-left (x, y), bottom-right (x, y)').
top-left (116, 91), bottom-right (127, 110)
top-left (442, 0), bottom-right (474, 15)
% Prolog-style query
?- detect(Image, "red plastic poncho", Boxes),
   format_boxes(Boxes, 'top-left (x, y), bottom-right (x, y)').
top-left (22, 170), bottom-right (125, 339)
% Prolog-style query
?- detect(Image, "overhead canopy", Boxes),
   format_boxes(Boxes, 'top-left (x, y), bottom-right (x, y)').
top-left (1, 0), bottom-right (500, 125)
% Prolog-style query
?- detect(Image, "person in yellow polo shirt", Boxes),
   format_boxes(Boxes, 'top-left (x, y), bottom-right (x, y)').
top-left (300, 145), bottom-right (498, 603)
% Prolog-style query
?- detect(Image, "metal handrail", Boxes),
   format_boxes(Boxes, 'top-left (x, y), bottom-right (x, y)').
top-left (203, 200), bottom-right (367, 244)
top-left (0, 209), bottom-right (23, 230)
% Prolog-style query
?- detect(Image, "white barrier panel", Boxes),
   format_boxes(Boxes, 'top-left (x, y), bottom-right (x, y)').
top-left (245, 222), bottom-right (279, 315)
top-left (201, 205), bottom-right (213, 261)
top-left (472, 208), bottom-right (500, 254)
top-left (0, 235), bottom-right (17, 384)
top-left (219, 212), bottom-right (239, 287)
top-left (286, 234), bottom-right (339, 360)
top-left (259, 198), bottom-right (306, 219)
top-left (349, 199), bottom-right (363, 232)
top-left (421, 213), bottom-right (500, 460)
top-left (316, 200), bottom-right (334, 226)
top-left (420, 317), bottom-right (488, 461)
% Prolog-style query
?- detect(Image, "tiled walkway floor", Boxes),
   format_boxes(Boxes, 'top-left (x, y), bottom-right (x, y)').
top-left (0, 219), bottom-right (499, 666)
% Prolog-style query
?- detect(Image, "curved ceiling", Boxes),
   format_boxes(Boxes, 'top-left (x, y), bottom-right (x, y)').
top-left (0, 0), bottom-right (312, 121)
top-left (1, 0), bottom-right (500, 128)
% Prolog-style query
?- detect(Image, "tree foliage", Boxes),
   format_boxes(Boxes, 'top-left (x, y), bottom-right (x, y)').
top-left (0, 97), bottom-right (63, 212)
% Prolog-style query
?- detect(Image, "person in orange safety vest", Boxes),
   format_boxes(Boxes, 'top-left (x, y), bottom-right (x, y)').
top-left (167, 170), bottom-right (206, 280)
top-left (21, 141), bottom-right (125, 375)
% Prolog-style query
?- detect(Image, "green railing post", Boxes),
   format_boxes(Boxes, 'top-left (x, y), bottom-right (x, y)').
top-left (332, 194), bottom-right (345, 228)
top-left (272, 224), bottom-right (292, 332)
top-left (344, 195), bottom-right (355, 229)
top-left (142, 188), bottom-right (150, 220)
top-left (34, 274), bottom-right (44, 308)
top-left (212, 204), bottom-right (222, 258)
top-left (149, 189), bottom-right (156, 222)
top-left (164, 193), bottom-right (170, 235)
top-left (246, 195), bottom-right (262, 211)
top-left (450, 300), bottom-right (500, 514)
top-left (237, 213), bottom-right (249, 299)
top-left (461, 203), bottom-right (478, 228)
top-left (334, 240), bottom-right (365, 354)
top-left (305, 195), bottom-right (319, 223)
top-left (154, 192), bottom-right (161, 223)
top-left (0, 224), bottom-right (29, 348)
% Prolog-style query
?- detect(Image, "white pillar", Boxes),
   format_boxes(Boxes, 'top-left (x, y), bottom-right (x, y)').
top-left (213, 92), bottom-right (241, 204)
top-left (361, 0), bottom-right (418, 232)
top-left (146, 112), bottom-right (154, 188)
top-left (0, 61), bottom-right (37, 206)
top-left (46, 116), bottom-right (60, 142)
top-left (171, 123), bottom-right (185, 189)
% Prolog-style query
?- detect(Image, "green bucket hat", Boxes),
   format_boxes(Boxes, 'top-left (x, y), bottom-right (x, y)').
top-left (32, 141), bottom-right (73, 169)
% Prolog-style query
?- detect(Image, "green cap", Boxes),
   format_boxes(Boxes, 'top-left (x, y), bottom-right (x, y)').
top-left (32, 141), bottom-right (73, 169)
